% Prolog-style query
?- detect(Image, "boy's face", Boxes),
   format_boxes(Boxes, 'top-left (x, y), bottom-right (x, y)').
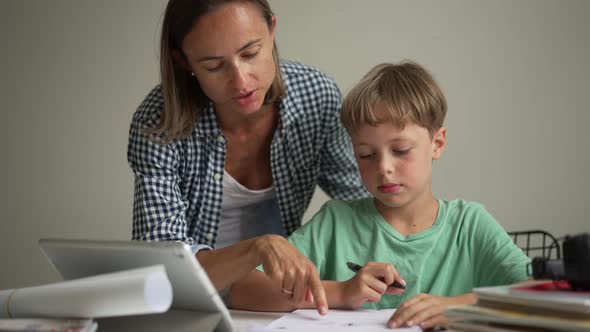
top-left (351, 108), bottom-right (446, 211)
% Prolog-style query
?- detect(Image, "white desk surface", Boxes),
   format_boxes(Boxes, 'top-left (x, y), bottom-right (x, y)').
top-left (230, 309), bottom-right (284, 331)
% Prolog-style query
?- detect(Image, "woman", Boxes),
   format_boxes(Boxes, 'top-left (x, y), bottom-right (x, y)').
top-left (127, 0), bottom-right (367, 314)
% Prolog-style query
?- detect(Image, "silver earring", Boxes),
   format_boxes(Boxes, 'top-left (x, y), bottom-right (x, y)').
top-left (191, 72), bottom-right (196, 77)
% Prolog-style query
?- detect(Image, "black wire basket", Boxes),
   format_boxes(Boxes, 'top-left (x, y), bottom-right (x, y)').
top-left (508, 229), bottom-right (560, 259)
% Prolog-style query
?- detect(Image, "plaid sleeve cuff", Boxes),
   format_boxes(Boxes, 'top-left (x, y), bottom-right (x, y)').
top-left (191, 244), bottom-right (213, 254)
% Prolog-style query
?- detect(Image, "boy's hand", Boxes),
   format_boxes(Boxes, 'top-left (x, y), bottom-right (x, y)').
top-left (387, 293), bottom-right (476, 329)
top-left (341, 262), bottom-right (405, 309)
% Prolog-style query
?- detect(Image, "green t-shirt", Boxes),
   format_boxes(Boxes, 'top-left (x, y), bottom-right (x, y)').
top-left (288, 198), bottom-right (530, 309)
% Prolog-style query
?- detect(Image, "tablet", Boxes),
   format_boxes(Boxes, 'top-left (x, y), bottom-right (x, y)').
top-left (38, 239), bottom-right (235, 332)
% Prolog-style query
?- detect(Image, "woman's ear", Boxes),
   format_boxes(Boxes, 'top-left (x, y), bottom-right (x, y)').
top-left (172, 50), bottom-right (192, 73)
top-left (432, 127), bottom-right (447, 160)
top-left (270, 16), bottom-right (277, 42)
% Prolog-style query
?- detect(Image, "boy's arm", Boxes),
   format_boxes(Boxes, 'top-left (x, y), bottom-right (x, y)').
top-left (229, 270), bottom-right (345, 312)
top-left (470, 205), bottom-right (530, 286)
top-left (387, 279), bottom-right (537, 330)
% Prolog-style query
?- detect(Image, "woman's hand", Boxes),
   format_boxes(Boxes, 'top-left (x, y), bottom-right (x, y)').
top-left (387, 293), bottom-right (476, 329)
top-left (340, 262), bottom-right (405, 309)
top-left (254, 234), bottom-right (328, 314)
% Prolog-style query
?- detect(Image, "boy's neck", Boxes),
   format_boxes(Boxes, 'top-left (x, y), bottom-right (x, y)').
top-left (375, 194), bottom-right (439, 237)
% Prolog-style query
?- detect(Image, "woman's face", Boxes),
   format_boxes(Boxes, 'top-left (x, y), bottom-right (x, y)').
top-left (181, 2), bottom-right (277, 116)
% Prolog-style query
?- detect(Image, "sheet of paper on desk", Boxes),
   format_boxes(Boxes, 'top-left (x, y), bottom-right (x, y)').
top-left (250, 309), bottom-right (422, 332)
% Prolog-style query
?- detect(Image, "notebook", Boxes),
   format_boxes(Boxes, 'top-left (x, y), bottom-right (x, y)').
top-left (445, 304), bottom-right (590, 332)
top-left (475, 281), bottom-right (590, 315)
top-left (39, 239), bottom-right (235, 332)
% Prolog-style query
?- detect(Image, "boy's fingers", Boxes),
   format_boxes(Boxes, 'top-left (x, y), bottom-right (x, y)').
top-left (387, 265), bottom-right (406, 288)
top-left (389, 296), bottom-right (430, 327)
top-left (385, 285), bottom-right (405, 294)
top-left (308, 273), bottom-right (328, 315)
top-left (367, 277), bottom-right (388, 294)
top-left (398, 293), bottom-right (426, 310)
top-left (376, 263), bottom-right (405, 288)
top-left (365, 288), bottom-right (382, 303)
top-left (381, 265), bottom-right (396, 285)
top-left (420, 315), bottom-right (447, 330)
top-left (394, 272), bottom-right (406, 288)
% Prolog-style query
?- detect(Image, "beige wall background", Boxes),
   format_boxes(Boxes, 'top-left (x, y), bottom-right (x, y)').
top-left (1, 0), bottom-right (588, 289)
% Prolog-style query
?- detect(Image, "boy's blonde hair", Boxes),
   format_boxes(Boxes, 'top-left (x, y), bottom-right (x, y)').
top-left (341, 61), bottom-right (447, 137)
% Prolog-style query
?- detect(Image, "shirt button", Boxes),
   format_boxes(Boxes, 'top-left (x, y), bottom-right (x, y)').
top-left (213, 173), bottom-right (221, 181)
top-left (216, 135), bottom-right (225, 143)
top-left (205, 233), bottom-right (214, 240)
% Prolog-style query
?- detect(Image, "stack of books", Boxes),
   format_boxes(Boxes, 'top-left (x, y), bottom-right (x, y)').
top-left (0, 318), bottom-right (97, 332)
top-left (445, 281), bottom-right (590, 332)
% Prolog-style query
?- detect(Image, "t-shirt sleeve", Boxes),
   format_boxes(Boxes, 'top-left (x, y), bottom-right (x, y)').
top-left (469, 204), bottom-right (531, 287)
top-left (287, 202), bottom-right (339, 279)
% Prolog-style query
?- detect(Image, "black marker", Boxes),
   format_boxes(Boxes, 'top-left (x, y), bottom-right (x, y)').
top-left (346, 262), bottom-right (406, 289)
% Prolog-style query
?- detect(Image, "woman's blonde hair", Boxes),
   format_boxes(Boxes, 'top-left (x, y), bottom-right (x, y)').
top-left (151, 0), bottom-right (285, 143)
top-left (341, 61), bottom-right (447, 137)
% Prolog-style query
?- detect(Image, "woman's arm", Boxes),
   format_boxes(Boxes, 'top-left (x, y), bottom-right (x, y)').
top-left (195, 237), bottom-right (260, 291)
top-left (314, 77), bottom-right (368, 200)
top-left (200, 234), bottom-right (329, 315)
top-left (229, 270), bottom-right (344, 312)
top-left (128, 97), bottom-right (196, 243)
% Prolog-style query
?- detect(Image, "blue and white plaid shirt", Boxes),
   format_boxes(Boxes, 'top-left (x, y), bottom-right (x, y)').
top-left (128, 60), bottom-right (368, 248)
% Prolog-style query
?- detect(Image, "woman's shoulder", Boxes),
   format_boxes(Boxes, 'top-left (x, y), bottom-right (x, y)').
top-left (279, 60), bottom-right (342, 123)
top-left (128, 85), bottom-right (196, 152)
top-left (280, 59), bottom-right (340, 95)
top-left (131, 85), bottom-right (165, 130)
top-left (280, 59), bottom-right (328, 76)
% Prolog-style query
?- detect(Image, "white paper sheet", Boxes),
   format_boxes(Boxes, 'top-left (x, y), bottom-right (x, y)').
top-left (0, 265), bottom-right (172, 319)
top-left (262, 309), bottom-right (422, 332)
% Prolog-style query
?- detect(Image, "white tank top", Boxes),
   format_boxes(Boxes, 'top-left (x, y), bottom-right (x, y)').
top-left (215, 170), bottom-right (284, 248)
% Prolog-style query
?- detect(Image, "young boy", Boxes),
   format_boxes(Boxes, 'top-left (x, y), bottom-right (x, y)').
top-left (229, 61), bottom-right (530, 329)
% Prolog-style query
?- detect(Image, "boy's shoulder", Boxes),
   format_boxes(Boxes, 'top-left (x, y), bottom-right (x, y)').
top-left (442, 198), bottom-right (488, 215)
top-left (440, 198), bottom-right (502, 234)
top-left (292, 198), bottom-right (374, 246)
top-left (302, 198), bottom-right (374, 227)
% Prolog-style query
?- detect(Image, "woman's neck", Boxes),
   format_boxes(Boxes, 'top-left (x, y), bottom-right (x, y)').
top-left (215, 103), bottom-right (278, 136)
